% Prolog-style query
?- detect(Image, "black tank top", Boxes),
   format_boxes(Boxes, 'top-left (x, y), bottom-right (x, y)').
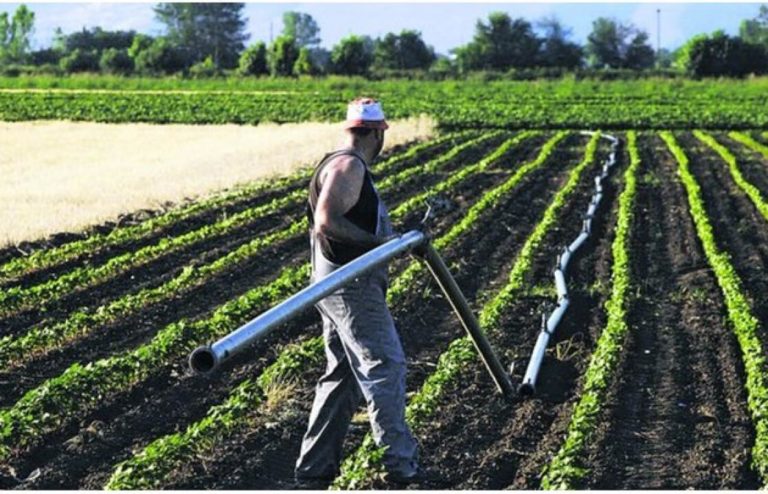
top-left (307, 149), bottom-right (379, 265)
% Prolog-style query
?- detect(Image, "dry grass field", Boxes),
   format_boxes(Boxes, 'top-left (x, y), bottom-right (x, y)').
top-left (0, 115), bottom-right (435, 246)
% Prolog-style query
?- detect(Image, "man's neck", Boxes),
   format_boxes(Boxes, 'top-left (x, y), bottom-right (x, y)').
top-left (344, 141), bottom-right (373, 165)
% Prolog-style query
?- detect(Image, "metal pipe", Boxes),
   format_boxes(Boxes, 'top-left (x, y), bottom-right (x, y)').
top-left (554, 269), bottom-right (567, 300)
top-left (416, 242), bottom-right (515, 397)
top-left (559, 246), bottom-right (572, 272)
top-left (569, 232), bottom-right (589, 253)
top-left (189, 230), bottom-right (427, 374)
top-left (519, 298), bottom-right (570, 395)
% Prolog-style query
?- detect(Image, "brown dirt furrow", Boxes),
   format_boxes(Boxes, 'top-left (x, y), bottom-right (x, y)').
top-left (681, 133), bottom-right (768, 347)
top-left (437, 135), bottom-right (625, 491)
top-left (175, 134), bottom-right (606, 491)
top-left (717, 132), bottom-right (768, 201)
top-left (580, 133), bottom-right (756, 489)
top-left (5, 132), bottom-right (555, 490)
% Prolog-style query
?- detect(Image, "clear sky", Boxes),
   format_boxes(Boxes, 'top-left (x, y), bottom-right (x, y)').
top-left (0, 2), bottom-right (764, 55)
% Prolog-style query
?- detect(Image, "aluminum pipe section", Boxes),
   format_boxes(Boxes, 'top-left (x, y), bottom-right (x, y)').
top-left (519, 132), bottom-right (619, 396)
top-left (189, 230), bottom-right (427, 374)
top-left (417, 242), bottom-right (515, 398)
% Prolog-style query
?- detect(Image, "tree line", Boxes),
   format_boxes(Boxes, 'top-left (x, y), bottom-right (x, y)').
top-left (1, 3), bottom-right (768, 79)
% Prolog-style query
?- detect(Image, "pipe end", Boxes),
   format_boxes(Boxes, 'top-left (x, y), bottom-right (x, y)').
top-left (518, 382), bottom-right (535, 397)
top-left (189, 345), bottom-right (218, 374)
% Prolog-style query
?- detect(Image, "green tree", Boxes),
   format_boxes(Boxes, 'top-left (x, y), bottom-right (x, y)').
top-left (374, 30), bottom-right (435, 70)
top-left (153, 3), bottom-right (248, 69)
top-left (293, 46), bottom-right (317, 75)
top-left (0, 4), bottom-right (35, 64)
top-left (59, 48), bottom-right (99, 73)
top-left (55, 27), bottom-right (134, 55)
top-left (624, 31), bottom-right (655, 69)
top-left (268, 35), bottom-right (299, 76)
top-left (330, 34), bottom-right (374, 75)
top-left (586, 17), bottom-right (654, 69)
top-left (282, 11), bottom-right (320, 48)
top-left (740, 5), bottom-right (768, 47)
top-left (453, 12), bottom-right (541, 72)
top-left (536, 16), bottom-right (583, 69)
top-left (128, 33), bottom-right (153, 60)
top-left (686, 31), bottom-right (768, 77)
top-left (239, 41), bottom-right (268, 76)
top-left (134, 37), bottom-right (187, 75)
top-left (99, 48), bottom-right (134, 74)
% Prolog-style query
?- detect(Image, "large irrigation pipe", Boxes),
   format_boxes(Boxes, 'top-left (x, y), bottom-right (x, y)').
top-left (519, 133), bottom-right (620, 396)
top-left (189, 230), bottom-right (514, 397)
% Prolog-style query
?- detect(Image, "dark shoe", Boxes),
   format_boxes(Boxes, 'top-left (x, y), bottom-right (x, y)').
top-left (385, 467), bottom-right (443, 486)
top-left (292, 475), bottom-right (334, 490)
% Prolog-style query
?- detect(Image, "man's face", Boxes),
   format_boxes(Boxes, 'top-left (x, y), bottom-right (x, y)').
top-left (372, 129), bottom-right (385, 158)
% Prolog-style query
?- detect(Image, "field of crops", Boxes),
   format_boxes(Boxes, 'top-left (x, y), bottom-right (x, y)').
top-left (2, 76), bottom-right (768, 489)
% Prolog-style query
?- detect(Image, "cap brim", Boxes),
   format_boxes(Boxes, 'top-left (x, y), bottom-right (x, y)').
top-left (344, 119), bottom-right (389, 130)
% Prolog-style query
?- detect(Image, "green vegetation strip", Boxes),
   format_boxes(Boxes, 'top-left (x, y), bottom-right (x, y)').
top-left (660, 131), bottom-right (768, 486)
top-left (694, 130), bottom-right (768, 223)
top-left (0, 131), bottom-right (468, 283)
top-left (729, 131), bottom-right (768, 160)
top-left (0, 131), bottom-right (524, 467)
top-left (539, 131), bottom-right (638, 489)
top-left (0, 131), bottom-right (498, 366)
top-left (103, 132), bottom-right (551, 490)
top-left (0, 132), bottom-right (484, 316)
top-left (334, 131), bottom-right (594, 489)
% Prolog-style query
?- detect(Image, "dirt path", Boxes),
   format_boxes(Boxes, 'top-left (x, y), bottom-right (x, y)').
top-left (581, 133), bottom-right (756, 489)
top-left (0, 117), bottom-right (435, 246)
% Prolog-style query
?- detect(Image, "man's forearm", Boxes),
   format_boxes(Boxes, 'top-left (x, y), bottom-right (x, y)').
top-left (317, 213), bottom-right (383, 248)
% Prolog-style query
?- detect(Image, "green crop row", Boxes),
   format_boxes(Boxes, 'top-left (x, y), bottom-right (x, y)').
top-left (729, 131), bottom-right (768, 160)
top-left (0, 132), bottom-right (521, 468)
top-left (103, 132), bottom-right (541, 490)
top-left (539, 130), bottom-right (639, 489)
top-left (0, 221), bottom-right (306, 369)
top-left (0, 131), bottom-right (468, 284)
top-left (3, 82), bottom-right (768, 129)
top-left (694, 131), bottom-right (768, 224)
top-left (0, 131), bottom-right (485, 372)
top-left (333, 132), bottom-right (598, 489)
top-left (390, 130), bottom-right (541, 218)
top-left (0, 261), bottom-right (310, 461)
top-left (388, 131), bottom-right (569, 298)
top-left (0, 131), bottom-right (482, 317)
top-left (660, 132), bottom-right (768, 486)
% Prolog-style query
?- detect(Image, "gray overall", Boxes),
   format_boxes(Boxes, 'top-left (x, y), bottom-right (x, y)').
top-left (295, 151), bottom-right (419, 480)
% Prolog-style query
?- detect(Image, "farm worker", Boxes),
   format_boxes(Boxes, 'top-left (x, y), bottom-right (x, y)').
top-left (295, 98), bottom-right (423, 486)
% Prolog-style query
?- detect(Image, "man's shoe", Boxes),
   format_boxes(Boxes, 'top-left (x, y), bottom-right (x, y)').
top-left (293, 475), bottom-right (334, 490)
top-left (385, 467), bottom-right (443, 486)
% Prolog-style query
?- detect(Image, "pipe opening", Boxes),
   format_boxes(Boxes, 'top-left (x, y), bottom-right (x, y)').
top-left (518, 382), bottom-right (535, 397)
top-left (189, 346), bottom-right (217, 374)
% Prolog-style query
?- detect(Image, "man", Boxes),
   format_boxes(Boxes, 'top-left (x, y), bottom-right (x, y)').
top-left (294, 98), bottom-right (422, 486)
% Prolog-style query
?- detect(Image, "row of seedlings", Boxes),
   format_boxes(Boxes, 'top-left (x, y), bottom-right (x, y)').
top-left (661, 132), bottom-right (768, 486)
top-left (0, 131), bottom-right (475, 283)
top-left (729, 131), bottom-right (768, 160)
top-left (539, 131), bottom-right (640, 489)
top-left (332, 131), bottom-right (596, 489)
top-left (694, 131), bottom-right (768, 222)
top-left (103, 131), bottom-right (564, 489)
top-left (518, 132), bottom-right (619, 394)
top-left (0, 131), bottom-right (498, 318)
top-left (0, 131), bottom-right (532, 466)
top-left (0, 131), bottom-right (516, 373)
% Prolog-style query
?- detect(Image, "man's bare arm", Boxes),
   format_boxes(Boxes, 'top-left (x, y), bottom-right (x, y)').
top-left (314, 157), bottom-right (389, 248)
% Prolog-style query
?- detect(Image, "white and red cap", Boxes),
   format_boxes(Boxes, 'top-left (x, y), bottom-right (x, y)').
top-left (344, 97), bottom-right (389, 130)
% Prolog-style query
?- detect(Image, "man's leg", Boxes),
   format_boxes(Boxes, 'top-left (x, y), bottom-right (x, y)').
top-left (295, 301), bottom-right (363, 480)
top-left (335, 281), bottom-right (419, 478)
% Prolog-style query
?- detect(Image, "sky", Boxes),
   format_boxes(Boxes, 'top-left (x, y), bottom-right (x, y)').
top-left (0, 2), bottom-right (764, 55)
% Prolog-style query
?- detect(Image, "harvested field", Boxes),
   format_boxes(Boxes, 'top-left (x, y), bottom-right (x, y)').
top-left (0, 116), bottom-right (435, 246)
